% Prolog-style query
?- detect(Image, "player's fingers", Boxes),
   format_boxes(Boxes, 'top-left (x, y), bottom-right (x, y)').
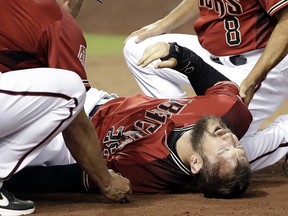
top-left (137, 47), bottom-right (164, 67)
top-left (240, 86), bottom-right (254, 106)
top-left (108, 169), bottom-right (116, 175)
top-left (119, 193), bottom-right (131, 203)
top-left (138, 42), bottom-right (170, 67)
top-left (135, 33), bottom-right (149, 44)
top-left (119, 187), bottom-right (132, 203)
top-left (134, 27), bottom-right (159, 43)
top-left (239, 88), bottom-right (246, 99)
top-left (155, 58), bottom-right (177, 69)
top-left (106, 170), bottom-right (133, 203)
top-left (242, 95), bottom-right (251, 106)
top-left (135, 29), bottom-right (160, 43)
top-left (125, 26), bottom-right (153, 44)
top-left (138, 55), bottom-right (158, 67)
top-left (138, 51), bottom-right (164, 67)
top-left (244, 91), bottom-right (254, 106)
top-left (124, 30), bottom-right (143, 44)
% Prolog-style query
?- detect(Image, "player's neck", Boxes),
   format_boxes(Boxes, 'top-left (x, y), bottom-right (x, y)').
top-left (175, 130), bottom-right (194, 168)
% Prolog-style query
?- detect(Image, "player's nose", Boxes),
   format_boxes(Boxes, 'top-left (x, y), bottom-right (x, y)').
top-left (218, 131), bottom-right (235, 143)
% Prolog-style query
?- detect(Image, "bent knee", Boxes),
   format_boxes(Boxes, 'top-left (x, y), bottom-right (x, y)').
top-left (55, 69), bottom-right (86, 107)
top-left (123, 36), bottom-right (141, 63)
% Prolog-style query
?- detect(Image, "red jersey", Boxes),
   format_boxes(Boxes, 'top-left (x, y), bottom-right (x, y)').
top-left (0, 0), bottom-right (90, 88)
top-left (194, 0), bottom-right (288, 56)
top-left (91, 82), bottom-right (252, 194)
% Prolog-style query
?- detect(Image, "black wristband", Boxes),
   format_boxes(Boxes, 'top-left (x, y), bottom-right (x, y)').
top-left (160, 42), bottom-right (182, 62)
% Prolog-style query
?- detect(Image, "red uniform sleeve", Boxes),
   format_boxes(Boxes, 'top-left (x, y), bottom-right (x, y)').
top-left (0, 0), bottom-right (90, 89)
top-left (39, 10), bottom-right (90, 89)
top-left (260, 0), bottom-right (288, 16)
top-left (205, 82), bottom-right (252, 138)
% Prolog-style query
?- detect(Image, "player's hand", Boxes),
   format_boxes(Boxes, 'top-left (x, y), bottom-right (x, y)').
top-left (137, 42), bottom-right (177, 68)
top-left (124, 20), bottom-right (167, 44)
top-left (101, 169), bottom-right (132, 203)
top-left (239, 77), bottom-right (257, 106)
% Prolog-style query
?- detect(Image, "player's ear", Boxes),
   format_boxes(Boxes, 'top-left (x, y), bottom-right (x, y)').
top-left (190, 154), bottom-right (203, 174)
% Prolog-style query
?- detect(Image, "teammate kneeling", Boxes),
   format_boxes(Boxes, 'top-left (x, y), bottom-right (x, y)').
top-left (5, 42), bottom-right (253, 198)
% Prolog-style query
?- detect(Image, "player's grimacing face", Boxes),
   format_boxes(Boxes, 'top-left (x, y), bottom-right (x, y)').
top-left (192, 116), bottom-right (249, 175)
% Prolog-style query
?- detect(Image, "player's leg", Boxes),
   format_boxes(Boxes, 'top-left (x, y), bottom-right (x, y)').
top-left (28, 87), bottom-right (117, 167)
top-left (244, 71), bottom-right (288, 138)
top-left (0, 68), bottom-right (85, 215)
top-left (4, 164), bottom-right (88, 193)
top-left (124, 34), bottom-right (202, 98)
top-left (241, 115), bottom-right (288, 171)
top-left (0, 68), bottom-right (85, 178)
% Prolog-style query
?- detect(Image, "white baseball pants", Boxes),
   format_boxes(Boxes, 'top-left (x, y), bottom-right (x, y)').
top-left (0, 68), bottom-right (85, 187)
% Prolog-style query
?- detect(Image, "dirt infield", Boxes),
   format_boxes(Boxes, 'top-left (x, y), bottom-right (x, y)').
top-left (16, 0), bottom-right (288, 215)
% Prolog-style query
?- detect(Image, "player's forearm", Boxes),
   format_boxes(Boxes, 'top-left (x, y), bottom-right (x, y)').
top-left (165, 43), bottom-right (230, 95)
top-left (244, 7), bottom-right (288, 85)
top-left (62, 108), bottom-right (111, 191)
top-left (160, 0), bottom-right (199, 33)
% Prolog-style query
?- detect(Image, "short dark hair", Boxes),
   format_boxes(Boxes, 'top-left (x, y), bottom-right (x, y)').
top-left (196, 155), bottom-right (252, 199)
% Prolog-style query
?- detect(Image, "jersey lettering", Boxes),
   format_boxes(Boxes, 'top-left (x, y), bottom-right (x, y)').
top-left (198, 0), bottom-right (242, 18)
top-left (135, 120), bottom-right (161, 134)
top-left (158, 101), bottom-right (185, 114)
top-left (224, 16), bottom-right (241, 46)
top-left (78, 45), bottom-right (87, 68)
top-left (198, 0), bottom-right (243, 47)
top-left (102, 99), bottom-right (192, 156)
top-left (146, 110), bottom-right (169, 124)
top-left (103, 126), bottom-right (124, 143)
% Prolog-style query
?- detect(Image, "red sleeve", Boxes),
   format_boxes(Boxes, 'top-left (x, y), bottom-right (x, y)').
top-left (205, 82), bottom-right (252, 138)
top-left (39, 10), bottom-right (90, 89)
top-left (205, 81), bottom-right (240, 97)
top-left (260, 0), bottom-right (288, 16)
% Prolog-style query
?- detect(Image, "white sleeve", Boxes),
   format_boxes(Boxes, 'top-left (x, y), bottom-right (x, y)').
top-left (241, 115), bottom-right (288, 171)
top-left (84, 88), bottom-right (118, 115)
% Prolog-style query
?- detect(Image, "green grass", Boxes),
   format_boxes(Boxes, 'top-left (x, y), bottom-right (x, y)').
top-left (84, 33), bottom-right (127, 56)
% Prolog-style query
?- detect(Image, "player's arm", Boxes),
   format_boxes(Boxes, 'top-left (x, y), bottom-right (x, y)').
top-left (40, 17), bottom-right (91, 90)
top-left (137, 42), bottom-right (230, 95)
top-left (240, 6), bottom-right (288, 105)
top-left (62, 109), bottom-right (132, 202)
top-left (41, 20), bottom-right (132, 202)
top-left (125, 0), bottom-right (199, 43)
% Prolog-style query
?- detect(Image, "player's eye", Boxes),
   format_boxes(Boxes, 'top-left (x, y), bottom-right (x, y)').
top-left (217, 148), bottom-right (226, 155)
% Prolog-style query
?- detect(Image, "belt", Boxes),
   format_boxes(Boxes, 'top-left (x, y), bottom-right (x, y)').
top-left (210, 55), bottom-right (247, 66)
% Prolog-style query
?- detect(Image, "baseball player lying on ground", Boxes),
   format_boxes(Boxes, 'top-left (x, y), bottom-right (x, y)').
top-left (5, 43), bottom-right (288, 198)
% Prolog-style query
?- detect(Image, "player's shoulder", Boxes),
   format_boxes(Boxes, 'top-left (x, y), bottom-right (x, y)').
top-left (34, 0), bottom-right (63, 18)
top-left (263, 0), bottom-right (288, 16)
top-left (206, 81), bottom-right (239, 97)
top-left (16, 0), bottom-right (62, 22)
